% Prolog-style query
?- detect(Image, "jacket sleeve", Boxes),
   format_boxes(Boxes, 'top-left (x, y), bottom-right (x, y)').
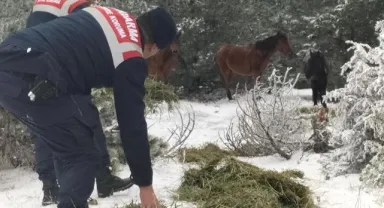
top-left (113, 57), bottom-right (152, 187)
top-left (26, 12), bottom-right (57, 28)
top-left (26, 0), bottom-right (90, 28)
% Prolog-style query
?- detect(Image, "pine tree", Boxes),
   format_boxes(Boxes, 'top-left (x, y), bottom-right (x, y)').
top-left (325, 20), bottom-right (384, 180)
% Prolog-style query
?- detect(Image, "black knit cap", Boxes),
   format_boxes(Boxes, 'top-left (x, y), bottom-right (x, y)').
top-left (148, 7), bottom-right (177, 49)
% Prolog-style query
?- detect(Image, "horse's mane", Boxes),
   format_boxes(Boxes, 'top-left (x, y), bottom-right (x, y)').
top-left (254, 33), bottom-right (284, 51)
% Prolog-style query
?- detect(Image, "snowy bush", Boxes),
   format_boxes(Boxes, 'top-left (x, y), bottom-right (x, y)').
top-left (361, 146), bottom-right (384, 188)
top-left (220, 68), bottom-right (307, 159)
top-left (324, 20), bottom-right (384, 179)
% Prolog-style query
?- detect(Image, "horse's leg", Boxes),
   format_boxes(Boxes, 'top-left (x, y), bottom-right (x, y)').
top-left (252, 74), bottom-right (259, 88)
top-left (160, 67), bottom-right (168, 84)
top-left (162, 58), bottom-right (175, 85)
top-left (319, 88), bottom-right (327, 109)
top-left (251, 54), bottom-right (271, 88)
top-left (220, 68), bottom-right (233, 100)
top-left (216, 57), bottom-right (233, 100)
top-left (163, 76), bottom-right (168, 84)
top-left (246, 76), bottom-right (253, 90)
top-left (226, 70), bottom-right (233, 99)
top-left (310, 77), bottom-right (319, 106)
top-left (312, 86), bottom-right (318, 106)
top-left (251, 76), bottom-right (261, 100)
top-left (159, 66), bottom-right (167, 84)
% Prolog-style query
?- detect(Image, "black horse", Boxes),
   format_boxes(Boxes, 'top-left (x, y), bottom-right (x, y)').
top-left (304, 50), bottom-right (329, 108)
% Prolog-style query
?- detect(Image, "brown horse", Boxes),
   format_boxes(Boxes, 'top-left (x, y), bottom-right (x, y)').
top-left (215, 31), bottom-right (294, 100)
top-left (147, 31), bottom-right (182, 82)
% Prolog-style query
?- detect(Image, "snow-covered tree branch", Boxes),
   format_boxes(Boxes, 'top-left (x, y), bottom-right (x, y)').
top-left (220, 68), bottom-right (307, 159)
top-left (324, 20), bottom-right (384, 180)
top-left (161, 105), bottom-right (195, 158)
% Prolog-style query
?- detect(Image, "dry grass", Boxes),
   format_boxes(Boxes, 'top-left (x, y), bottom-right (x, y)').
top-left (178, 143), bottom-right (237, 164)
top-left (176, 144), bottom-right (314, 208)
top-left (144, 79), bottom-right (179, 114)
top-left (118, 201), bottom-right (169, 208)
top-left (297, 106), bottom-right (336, 117)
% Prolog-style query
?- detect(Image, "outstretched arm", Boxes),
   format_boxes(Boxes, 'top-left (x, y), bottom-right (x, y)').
top-left (113, 57), bottom-right (152, 187)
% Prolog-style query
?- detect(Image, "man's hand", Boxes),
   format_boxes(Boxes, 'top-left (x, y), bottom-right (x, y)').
top-left (140, 185), bottom-right (160, 208)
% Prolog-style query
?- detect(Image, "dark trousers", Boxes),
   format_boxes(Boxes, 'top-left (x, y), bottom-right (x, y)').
top-left (0, 45), bottom-right (104, 207)
top-left (32, 133), bottom-right (58, 183)
top-left (31, 107), bottom-right (111, 185)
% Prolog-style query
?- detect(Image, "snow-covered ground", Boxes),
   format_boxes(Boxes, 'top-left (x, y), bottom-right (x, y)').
top-left (0, 89), bottom-right (383, 208)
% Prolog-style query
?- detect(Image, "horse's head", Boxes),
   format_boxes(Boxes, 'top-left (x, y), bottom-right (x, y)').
top-left (310, 50), bottom-right (323, 58)
top-left (309, 50), bottom-right (325, 64)
top-left (169, 30), bottom-right (182, 54)
top-left (308, 50), bottom-right (326, 72)
top-left (148, 30), bottom-right (182, 79)
top-left (275, 31), bottom-right (294, 57)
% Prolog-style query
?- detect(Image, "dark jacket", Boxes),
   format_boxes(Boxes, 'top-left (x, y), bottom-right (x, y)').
top-left (26, 0), bottom-right (90, 28)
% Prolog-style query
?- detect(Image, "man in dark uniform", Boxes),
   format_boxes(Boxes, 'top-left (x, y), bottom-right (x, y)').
top-left (0, 3), bottom-right (177, 208)
top-left (25, 1), bottom-right (134, 206)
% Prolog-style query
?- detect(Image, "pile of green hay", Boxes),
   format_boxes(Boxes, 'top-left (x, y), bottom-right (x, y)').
top-left (91, 78), bottom-right (179, 116)
top-left (178, 143), bottom-right (237, 165)
top-left (148, 134), bottom-right (169, 159)
top-left (118, 201), bottom-right (168, 208)
top-left (144, 79), bottom-right (179, 113)
top-left (177, 144), bottom-right (314, 208)
top-left (297, 106), bottom-right (336, 117)
top-left (106, 133), bottom-right (169, 173)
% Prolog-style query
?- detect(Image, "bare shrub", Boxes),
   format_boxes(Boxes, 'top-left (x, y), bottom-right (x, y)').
top-left (0, 0), bottom-right (34, 168)
top-left (160, 105), bottom-right (196, 158)
top-left (303, 108), bottom-right (334, 153)
top-left (220, 68), bottom-right (306, 159)
top-left (0, 108), bottom-right (35, 168)
top-left (103, 104), bottom-right (195, 172)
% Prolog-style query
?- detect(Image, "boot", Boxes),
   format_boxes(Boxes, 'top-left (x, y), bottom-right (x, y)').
top-left (96, 168), bottom-right (134, 198)
top-left (41, 179), bottom-right (59, 206)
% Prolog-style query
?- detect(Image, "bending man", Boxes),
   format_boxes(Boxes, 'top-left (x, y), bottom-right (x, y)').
top-left (0, 3), bottom-right (177, 208)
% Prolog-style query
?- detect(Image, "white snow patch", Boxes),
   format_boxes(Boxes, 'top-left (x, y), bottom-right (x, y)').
top-left (239, 151), bottom-right (384, 208)
top-left (0, 89), bottom-right (382, 208)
